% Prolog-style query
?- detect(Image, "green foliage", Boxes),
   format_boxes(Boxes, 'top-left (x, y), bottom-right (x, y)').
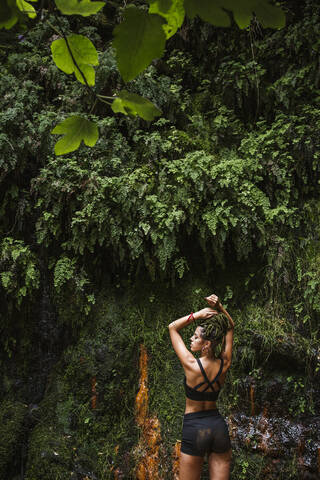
top-left (223, 0), bottom-right (286, 29)
top-left (148, 0), bottom-right (185, 39)
top-left (53, 256), bottom-right (95, 319)
top-left (232, 451), bottom-right (265, 480)
top-left (0, 238), bottom-right (40, 305)
top-left (184, 0), bottom-right (231, 27)
top-left (55, 0), bottom-right (105, 17)
top-left (53, 256), bottom-right (76, 291)
top-left (112, 90), bottom-right (162, 121)
top-left (113, 6), bottom-right (166, 82)
top-left (51, 34), bottom-right (99, 86)
top-left (292, 225), bottom-right (320, 331)
top-left (16, 0), bottom-right (37, 18)
top-left (1, 0), bottom-right (287, 155)
top-left (51, 116), bottom-right (99, 155)
top-left (1, 3), bottom-right (320, 478)
top-left (33, 147), bottom-right (284, 273)
top-left (185, 0), bottom-right (285, 29)
top-left (0, 0), bottom-right (37, 30)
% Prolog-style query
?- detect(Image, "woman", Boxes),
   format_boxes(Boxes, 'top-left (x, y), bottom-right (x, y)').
top-left (169, 294), bottom-right (234, 480)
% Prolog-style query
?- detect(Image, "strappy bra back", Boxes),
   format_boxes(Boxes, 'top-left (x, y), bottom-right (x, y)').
top-left (184, 358), bottom-right (224, 401)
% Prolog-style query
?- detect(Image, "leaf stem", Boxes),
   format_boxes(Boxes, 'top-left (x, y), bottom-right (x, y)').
top-left (46, 20), bottom-right (63, 37)
top-left (52, 12), bottom-right (95, 96)
top-left (48, 12), bottom-right (114, 116)
top-left (97, 95), bottom-right (117, 100)
top-left (97, 98), bottom-right (112, 106)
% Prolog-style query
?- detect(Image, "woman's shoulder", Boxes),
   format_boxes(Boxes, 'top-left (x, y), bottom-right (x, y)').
top-left (186, 356), bottom-right (200, 370)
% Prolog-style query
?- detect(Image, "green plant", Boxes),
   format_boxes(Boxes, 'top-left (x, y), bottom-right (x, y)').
top-left (0, 238), bottom-right (40, 306)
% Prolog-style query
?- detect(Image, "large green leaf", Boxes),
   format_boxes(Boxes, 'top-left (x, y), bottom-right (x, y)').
top-left (16, 0), bottom-right (37, 18)
top-left (223, 0), bottom-right (285, 29)
top-left (0, 0), bottom-right (37, 29)
top-left (55, 0), bottom-right (105, 17)
top-left (113, 6), bottom-right (166, 82)
top-left (51, 116), bottom-right (99, 155)
top-left (0, 1), bottom-right (18, 29)
top-left (111, 90), bottom-right (162, 121)
top-left (148, 0), bottom-right (185, 39)
top-left (51, 34), bottom-right (98, 86)
top-left (185, 0), bottom-right (285, 29)
top-left (184, 0), bottom-right (231, 27)
top-left (249, 0), bottom-right (285, 29)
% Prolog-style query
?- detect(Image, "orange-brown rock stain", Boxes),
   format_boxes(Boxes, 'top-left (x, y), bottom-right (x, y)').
top-left (113, 467), bottom-right (123, 479)
top-left (172, 441), bottom-right (181, 480)
top-left (135, 344), bottom-right (163, 480)
top-left (227, 414), bottom-right (237, 442)
top-left (136, 344), bottom-right (148, 427)
top-left (259, 407), bottom-right (272, 454)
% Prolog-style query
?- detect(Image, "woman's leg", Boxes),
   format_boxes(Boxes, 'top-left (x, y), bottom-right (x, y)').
top-left (179, 452), bottom-right (204, 480)
top-left (208, 449), bottom-right (231, 480)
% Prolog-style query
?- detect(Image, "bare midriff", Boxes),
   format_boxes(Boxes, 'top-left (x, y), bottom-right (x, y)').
top-left (185, 398), bottom-right (218, 414)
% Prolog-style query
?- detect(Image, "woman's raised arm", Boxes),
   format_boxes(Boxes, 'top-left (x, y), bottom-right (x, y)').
top-left (168, 308), bottom-right (217, 368)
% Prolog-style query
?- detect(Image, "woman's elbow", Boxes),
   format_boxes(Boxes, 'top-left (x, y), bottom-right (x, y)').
top-left (225, 357), bottom-right (232, 370)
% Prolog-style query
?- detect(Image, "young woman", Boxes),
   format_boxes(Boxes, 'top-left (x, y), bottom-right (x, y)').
top-left (168, 294), bottom-right (234, 480)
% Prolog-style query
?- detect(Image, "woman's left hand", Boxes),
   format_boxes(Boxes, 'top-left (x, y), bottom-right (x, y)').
top-left (194, 308), bottom-right (218, 320)
top-left (205, 294), bottom-right (221, 310)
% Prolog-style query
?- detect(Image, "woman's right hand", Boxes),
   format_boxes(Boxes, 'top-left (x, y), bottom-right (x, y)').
top-left (194, 308), bottom-right (218, 320)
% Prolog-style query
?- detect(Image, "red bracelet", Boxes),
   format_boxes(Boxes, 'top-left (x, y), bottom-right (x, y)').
top-left (187, 312), bottom-right (194, 322)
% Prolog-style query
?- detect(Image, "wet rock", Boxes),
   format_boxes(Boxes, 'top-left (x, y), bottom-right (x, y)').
top-left (235, 372), bottom-right (320, 418)
top-left (228, 412), bottom-right (320, 476)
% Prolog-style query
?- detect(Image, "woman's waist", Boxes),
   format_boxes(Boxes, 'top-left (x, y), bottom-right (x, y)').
top-left (183, 408), bottom-right (220, 421)
top-left (184, 399), bottom-right (218, 415)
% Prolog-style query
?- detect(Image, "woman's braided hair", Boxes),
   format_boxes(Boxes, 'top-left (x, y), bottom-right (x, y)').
top-left (199, 313), bottom-right (230, 355)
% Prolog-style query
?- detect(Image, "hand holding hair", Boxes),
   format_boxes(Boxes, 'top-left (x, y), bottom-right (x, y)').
top-left (204, 294), bottom-right (221, 310)
top-left (205, 293), bottom-right (234, 330)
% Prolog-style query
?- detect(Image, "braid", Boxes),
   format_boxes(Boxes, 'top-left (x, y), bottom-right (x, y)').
top-left (199, 313), bottom-right (230, 355)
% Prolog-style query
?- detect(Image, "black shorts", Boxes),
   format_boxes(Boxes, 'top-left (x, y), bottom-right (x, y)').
top-left (181, 409), bottom-right (231, 457)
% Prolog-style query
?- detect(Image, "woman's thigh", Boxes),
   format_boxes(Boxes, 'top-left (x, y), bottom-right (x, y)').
top-left (179, 452), bottom-right (204, 480)
top-left (208, 449), bottom-right (232, 480)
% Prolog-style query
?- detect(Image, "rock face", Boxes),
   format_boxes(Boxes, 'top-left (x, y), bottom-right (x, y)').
top-left (229, 412), bottom-right (320, 479)
top-left (0, 283), bottom-right (319, 480)
top-left (0, 400), bottom-right (28, 479)
top-left (1, 283), bottom-right (319, 480)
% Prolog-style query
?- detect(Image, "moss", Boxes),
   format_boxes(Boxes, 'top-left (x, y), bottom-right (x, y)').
top-left (25, 423), bottom-right (73, 480)
top-left (0, 399), bottom-right (27, 478)
top-left (231, 450), bottom-right (268, 480)
top-left (230, 447), bottom-right (304, 480)
top-left (25, 293), bottom-right (140, 479)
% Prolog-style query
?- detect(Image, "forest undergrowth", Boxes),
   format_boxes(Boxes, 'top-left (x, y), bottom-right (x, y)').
top-left (1, 0), bottom-right (320, 478)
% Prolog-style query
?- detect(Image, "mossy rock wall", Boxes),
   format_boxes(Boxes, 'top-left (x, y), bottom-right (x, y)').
top-left (0, 399), bottom-right (27, 478)
top-left (19, 278), bottom-right (320, 479)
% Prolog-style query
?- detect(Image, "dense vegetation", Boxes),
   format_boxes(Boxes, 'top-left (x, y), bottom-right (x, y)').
top-left (1, 0), bottom-right (320, 478)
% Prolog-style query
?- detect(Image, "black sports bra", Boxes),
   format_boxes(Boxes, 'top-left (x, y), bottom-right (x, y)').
top-left (184, 358), bottom-right (224, 401)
